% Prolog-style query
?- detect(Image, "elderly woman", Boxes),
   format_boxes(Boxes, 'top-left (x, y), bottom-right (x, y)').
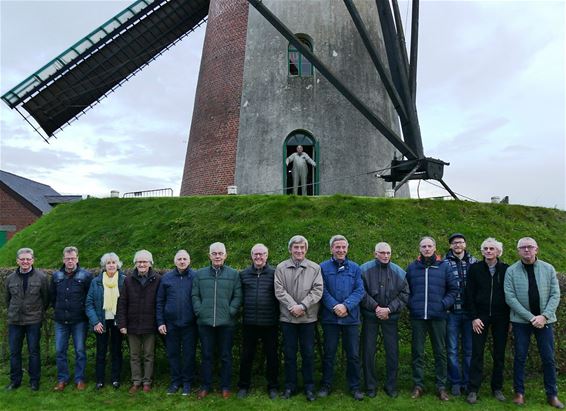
top-left (86, 252), bottom-right (126, 390)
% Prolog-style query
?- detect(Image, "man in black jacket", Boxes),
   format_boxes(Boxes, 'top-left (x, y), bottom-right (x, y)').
top-left (237, 244), bottom-right (279, 399)
top-left (5, 248), bottom-right (49, 391)
top-left (465, 238), bottom-right (509, 404)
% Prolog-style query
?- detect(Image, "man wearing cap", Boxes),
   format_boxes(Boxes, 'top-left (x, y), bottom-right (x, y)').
top-left (504, 237), bottom-right (563, 409)
top-left (444, 233), bottom-right (477, 396)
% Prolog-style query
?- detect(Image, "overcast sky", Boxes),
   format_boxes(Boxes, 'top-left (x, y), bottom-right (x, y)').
top-left (1, 0), bottom-right (564, 209)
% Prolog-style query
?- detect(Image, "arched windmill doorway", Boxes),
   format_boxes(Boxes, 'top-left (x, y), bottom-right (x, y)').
top-left (283, 130), bottom-right (319, 195)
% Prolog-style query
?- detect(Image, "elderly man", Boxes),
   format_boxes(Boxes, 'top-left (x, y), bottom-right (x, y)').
top-left (504, 237), bottom-right (563, 409)
top-left (275, 235), bottom-right (323, 401)
top-left (192, 242), bottom-right (242, 399)
top-left (318, 235), bottom-right (365, 400)
top-left (51, 246), bottom-right (92, 391)
top-left (286, 145), bottom-right (316, 195)
top-left (360, 242), bottom-right (409, 399)
top-left (465, 238), bottom-right (509, 404)
top-left (406, 237), bottom-right (458, 401)
top-left (117, 250), bottom-right (161, 394)
top-left (237, 244), bottom-right (279, 399)
top-left (444, 233), bottom-right (477, 396)
top-left (5, 248), bottom-right (49, 391)
top-left (156, 250), bottom-right (197, 396)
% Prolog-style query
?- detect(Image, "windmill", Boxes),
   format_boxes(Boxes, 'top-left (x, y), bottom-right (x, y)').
top-left (2, 0), bottom-right (457, 199)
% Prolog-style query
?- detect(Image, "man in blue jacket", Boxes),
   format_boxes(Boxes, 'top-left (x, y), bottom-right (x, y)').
top-left (406, 237), bottom-right (457, 401)
top-left (157, 250), bottom-right (197, 396)
top-left (318, 235), bottom-right (365, 400)
top-left (51, 246), bottom-right (92, 391)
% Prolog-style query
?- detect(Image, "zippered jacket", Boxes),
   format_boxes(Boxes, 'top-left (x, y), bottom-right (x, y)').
top-left (85, 271), bottom-right (126, 331)
top-left (239, 264), bottom-right (278, 326)
top-left (444, 250), bottom-right (478, 314)
top-left (51, 265), bottom-right (92, 324)
top-left (405, 257), bottom-right (458, 320)
top-left (156, 267), bottom-right (196, 328)
top-left (360, 260), bottom-right (409, 320)
top-left (6, 267), bottom-right (50, 325)
top-left (192, 265), bottom-right (242, 327)
top-left (465, 259), bottom-right (509, 319)
top-left (319, 257), bottom-right (364, 325)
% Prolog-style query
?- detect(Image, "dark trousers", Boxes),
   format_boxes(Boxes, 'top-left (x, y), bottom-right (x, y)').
top-left (280, 321), bottom-right (316, 392)
top-left (512, 322), bottom-right (558, 397)
top-left (198, 325), bottom-right (234, 391)
top-left (321, 323), bottom-right (361, 391)
top-left (411, 319), bottom-right (447, 389)
top-left (468, 316), bottom-right (508, 393)
top-left (95, 319), bottom-right (123, 384)
top-left (361, 318), bottom-right (399, 392)
top-left (238, 324), bottom-right (279, 390)
top-left (165, 323), bottom-right (197, 386)
top-left (9, 323), bottom-right (41, 386)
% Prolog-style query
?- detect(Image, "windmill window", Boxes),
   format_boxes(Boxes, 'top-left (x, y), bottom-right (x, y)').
top-left (288, 36), bottom-right (313, 77)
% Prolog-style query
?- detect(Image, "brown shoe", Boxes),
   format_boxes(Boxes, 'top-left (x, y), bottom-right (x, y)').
top-left (438, 389), bottom-right (450, 401)
top-left (143, 384), bottom-right (151, 393)
top-left (411, 386), bottom-right (424, 399)
top-left (53, 381), bottom-right (67, 392)
top-left (128, 384), bottom-right (140, 394)
top-left (76, 381), bottom-right (86, 391)
top-left (513, 393), bottom-right (525, 405)
top-left (548, 396), bottom-right (565, 409)
top-left (222, 390), bottom-right (231, 399)
top-left (197, 390), bottom-right (209, 399)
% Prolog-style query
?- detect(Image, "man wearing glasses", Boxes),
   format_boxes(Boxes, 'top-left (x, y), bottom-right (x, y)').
top-left (51, 246), bottom-right (92, 391)
top-left (360, 242), bottom-right (409, 399)
top-left (192, 242), bottom-right (242, 399)
top-left (504, 237), bottom-right (563, 409)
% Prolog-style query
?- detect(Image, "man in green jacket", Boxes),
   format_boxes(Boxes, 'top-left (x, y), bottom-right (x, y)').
top-left (504, 237), bottom-right (563, 409)
top-left (192, 242), bottom-right (242, 399)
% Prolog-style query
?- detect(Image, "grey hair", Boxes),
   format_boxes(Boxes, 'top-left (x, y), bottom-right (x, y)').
top-left (174, 249), bottom-right (191, 262)
top-left (209, 242), bottom-right (226, 254)
top-left (100, 252), bottom-right (123, 269)
top-left (133, 249), bottom-right (153, 264)
top-left (517, 237), bottom-right (538, 248)
top-left (329, 235), bottom-right (348, 247)
top-left (251, 243), bottom-right (268, 256)
top-left (480, 238), bottom-right (503, 257)
top-left (288, 235), bottom-right (308, 251)
top-left (419, 236), bottom-right (436, 246)
top-left (374, 242), bottom-right (391, 252)
top-left (17, 247), bottom-right (34, 258)
top-left (63, 246), bottom-right (79, 256)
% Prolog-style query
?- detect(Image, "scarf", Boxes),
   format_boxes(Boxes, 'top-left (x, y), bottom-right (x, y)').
top-left (102, 272), bottom-right (120, 315)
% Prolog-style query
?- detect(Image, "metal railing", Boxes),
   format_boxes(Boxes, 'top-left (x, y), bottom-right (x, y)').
top-left (122, 188), bottom-right (174, 198)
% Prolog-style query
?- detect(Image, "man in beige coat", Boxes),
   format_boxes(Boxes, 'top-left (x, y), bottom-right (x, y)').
top-left (275, 235), bottom-right (323, 401)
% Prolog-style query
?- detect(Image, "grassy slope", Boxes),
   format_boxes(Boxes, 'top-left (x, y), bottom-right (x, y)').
top-left (0, 194), bottom-right (564, 271)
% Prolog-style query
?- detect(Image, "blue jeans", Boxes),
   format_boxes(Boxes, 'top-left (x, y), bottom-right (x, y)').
top-left (280, 321), bottom-right (316, 392)
top-left (55, 321), bottom-right (87, 383)
top-left (512, 322), bottom-right (558, 397)
top-left (9, 323), bottom-right (42, 385)
top-left (165, 324), bottom-right (197, 386)
top-left (321, 324), bottom-right (361, 391)
top-left (198, 325), bottom-right (234, 391)
top-left (446, 312), bottom-right (472, 389)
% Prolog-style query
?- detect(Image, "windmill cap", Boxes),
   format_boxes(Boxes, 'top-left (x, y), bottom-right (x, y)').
top-left (448, 233), bottom-right (466, 243)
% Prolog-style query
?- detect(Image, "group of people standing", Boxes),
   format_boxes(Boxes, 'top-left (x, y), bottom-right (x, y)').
top-left (4, 234), bottom-right (562, 408)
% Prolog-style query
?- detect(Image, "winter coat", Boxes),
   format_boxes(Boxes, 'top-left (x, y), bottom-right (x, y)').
top-left (239, 264), bottom-right (279, 326)
top-left (85, 271), bottom-right (126, 331)
top-left (51, 265), bottom-right (92, 324)
top-left (156, 267), bottom-right (196, 328)
top-left (444, 250), bottom-right (478, 313)
top-left (465, 259), bottom-right (509, 319)
top-left (6, 267), bottom-right (49, 325)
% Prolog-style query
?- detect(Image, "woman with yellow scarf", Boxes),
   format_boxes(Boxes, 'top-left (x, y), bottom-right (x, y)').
top-left (86, 252), bottom-right (126, 390)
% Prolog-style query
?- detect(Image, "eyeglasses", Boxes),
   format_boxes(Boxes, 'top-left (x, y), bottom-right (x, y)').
top-left (210, 252), bottom-right (225, 256)
top-left (252, 252), bottom-right (267, 257)
top-left (63, 257), bottom-right (77, 261)
top-left (518, 245), bottom-right (536, 251)
top-left (376, 251), bottom-right (391, 255)
top-left (18, 258), bottom-right (33, 262)
top-left (451, 241), bottom-right (466, 245)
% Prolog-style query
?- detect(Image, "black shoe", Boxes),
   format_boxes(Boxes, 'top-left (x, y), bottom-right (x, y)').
top-left (281, 388), bottom-right (294, 399)
top-left (5, 383), bottom-right (21, 391)
top-left (385, 388), bottom-right (398, 398)
top-left (30, 382), bottom-right (39, 391)
top-left (268, 389), bottom-right (278, 400)
top-left (167, 385), bottom-right (179, 395)
top-left (318, 386), bottom-right (330, 398)
top-left (305, 390), bottom-right (316, 401)
top-left (95, 383), bottom-right (104, 390)
top-left (237, 388), bottom-right (248, 399)
top-left (112, 381), bottom-right (120, 390)
top-left (367, 389), bottom-right (377, 398)
top-left (352, 390), bottom-right (364, 401)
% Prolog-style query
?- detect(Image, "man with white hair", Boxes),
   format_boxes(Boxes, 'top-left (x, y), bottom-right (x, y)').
top-left (286, 145), bottom-right (316, 195)
top-left (192, 242), bottom-right (242, 399)
top-left (465, 238), bottom-right (509, 404)
top-left (275, 235), bottom-right (323, 401)
top-left (504, 237), bottom-right (563, 409)
top-left (117, 250), bottom-right (161, 394)
top-left (156, 250), bottom-right (197, 396)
